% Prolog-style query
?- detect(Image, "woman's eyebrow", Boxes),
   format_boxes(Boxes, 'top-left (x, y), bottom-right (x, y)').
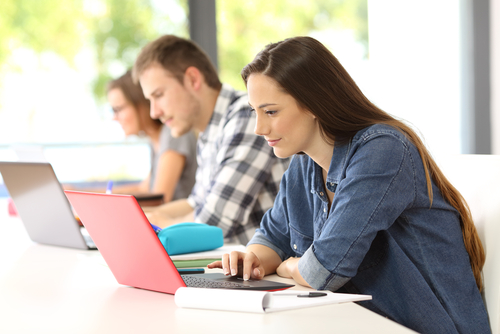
top-left (248, 102), bottom-right (276, 109)
top-left (248, 102), bottom-right (278, 109)
top-left (258, 103), bottom-right (277, 108)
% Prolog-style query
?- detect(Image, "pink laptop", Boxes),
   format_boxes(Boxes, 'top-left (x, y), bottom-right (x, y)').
top-left (64, 191), bottom-right (294, 294)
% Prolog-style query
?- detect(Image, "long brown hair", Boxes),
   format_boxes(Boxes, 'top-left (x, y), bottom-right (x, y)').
top-left (242, 36), bottom-right (485, 291)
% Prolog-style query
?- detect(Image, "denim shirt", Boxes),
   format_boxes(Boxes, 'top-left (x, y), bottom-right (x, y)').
top-left (248, 124), bottom-right (490, 334)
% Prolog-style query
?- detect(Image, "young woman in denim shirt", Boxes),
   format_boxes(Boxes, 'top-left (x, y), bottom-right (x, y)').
top-left (208, 36), bottom-right (490, 333)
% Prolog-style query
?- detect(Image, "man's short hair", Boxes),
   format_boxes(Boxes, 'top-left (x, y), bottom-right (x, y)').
top-left (132, 35), bottom-right (222, 90)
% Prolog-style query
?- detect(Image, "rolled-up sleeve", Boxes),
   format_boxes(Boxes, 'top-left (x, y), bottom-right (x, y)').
top-left (299, 247), bottom-right (351, 291)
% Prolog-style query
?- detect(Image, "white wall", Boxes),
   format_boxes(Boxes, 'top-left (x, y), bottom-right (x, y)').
top-left (492, 0), bottom-right (500, 154)
top-left (367, 0), bottom-right (461, 157)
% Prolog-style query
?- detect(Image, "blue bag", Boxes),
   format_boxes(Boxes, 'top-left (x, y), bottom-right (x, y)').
top-left (157, 222), bottom-right (223, 255)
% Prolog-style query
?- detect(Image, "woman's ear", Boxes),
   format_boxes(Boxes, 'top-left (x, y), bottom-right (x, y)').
top-left (295, 100), bottom-right (316, 119)
top-left (183, 66), bottom-right (203, 91)
top-left (303, 108), bottom-right (316, 119)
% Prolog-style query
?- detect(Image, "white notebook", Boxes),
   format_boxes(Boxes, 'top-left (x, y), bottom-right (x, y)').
top-left (175, 287), bottom-right (371, 313)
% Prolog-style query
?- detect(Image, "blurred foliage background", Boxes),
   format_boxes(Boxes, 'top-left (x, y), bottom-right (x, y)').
top-left (0, 0), bottom-right (367, 182)
top-left (0, 0), bottom-right (188, 104)
top-left (217, 0), bottom-right (368, 90)
top-left (0, 0), bottom-right (366, 100)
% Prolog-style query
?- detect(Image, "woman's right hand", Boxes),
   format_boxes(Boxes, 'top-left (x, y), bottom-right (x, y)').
top-left (207, 251), bottom-right (265, 281)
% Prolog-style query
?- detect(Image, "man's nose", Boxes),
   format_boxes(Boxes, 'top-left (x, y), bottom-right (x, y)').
top-left (150, 100), bottom-right (161, 119)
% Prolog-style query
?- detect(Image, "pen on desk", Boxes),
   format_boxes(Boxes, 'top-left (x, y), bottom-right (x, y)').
top-left (150, 223), bottom-right (162, 234)
top-left (276, 292), bottom-right (328, 298)
top-left (297, 292), bottom-right (327, 298)
top-left (177, 268), bottom-right (205, 274)
top-left (106, 181), bottom-right (113, 194)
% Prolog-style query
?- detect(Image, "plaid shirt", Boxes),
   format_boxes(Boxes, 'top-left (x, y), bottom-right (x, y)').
top-left (187, 84), bottom-right (289, 244)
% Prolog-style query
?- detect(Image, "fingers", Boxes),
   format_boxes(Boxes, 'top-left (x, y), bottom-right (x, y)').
top-left (242, 253), bottom-right (256, 281)
top-left (229, 251), bottom-right (240, 277)
top-left (217, 251), bottom-right (263, 281)
top-left (242, 252), bottom-right (265, 281)
top-left (208, 256), bottom-right (241, 276)
top-left (252, 267), bottom-right (264, 280)
top-left (207, 260), bottom-right (222, 269)
top-left (205, 257), bottom-right (260, 280)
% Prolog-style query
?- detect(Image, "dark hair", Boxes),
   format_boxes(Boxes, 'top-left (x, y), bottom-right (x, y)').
top-left (242, 36), bottom-right (485, 291)
top-left (132, 35), bottom-right (221, 90)
top-left (107, 70), bottom-right (162, 128)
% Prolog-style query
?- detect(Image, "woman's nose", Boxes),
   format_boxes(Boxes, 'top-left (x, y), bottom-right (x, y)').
top-left (254, 113), bottom-right (270, 136)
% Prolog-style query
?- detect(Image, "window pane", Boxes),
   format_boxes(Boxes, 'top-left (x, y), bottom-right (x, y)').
top-left (0, 0), bottom-right (188, 185)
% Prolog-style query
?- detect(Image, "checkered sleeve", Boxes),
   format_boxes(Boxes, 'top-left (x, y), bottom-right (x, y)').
top-left (192, 106), bottom-right (279, 241)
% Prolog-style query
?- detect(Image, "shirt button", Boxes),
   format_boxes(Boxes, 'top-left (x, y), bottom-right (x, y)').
top-left (293, 244), bottom-right (297, 250)
top-left (319, 192), bottom-right (324, 196)
top-left (324, 207), bottom-right (327, 213)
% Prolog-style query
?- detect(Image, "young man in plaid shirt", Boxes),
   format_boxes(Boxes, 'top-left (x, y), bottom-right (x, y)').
top-left (133, 35), bottom-right (289, 244)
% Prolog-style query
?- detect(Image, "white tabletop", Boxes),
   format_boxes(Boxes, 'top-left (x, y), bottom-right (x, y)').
top-left (0, 199), bottom-right (416, 334)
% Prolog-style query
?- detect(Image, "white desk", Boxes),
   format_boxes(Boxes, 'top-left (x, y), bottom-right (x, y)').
top-left (0, 199), bottom-right (416, 334)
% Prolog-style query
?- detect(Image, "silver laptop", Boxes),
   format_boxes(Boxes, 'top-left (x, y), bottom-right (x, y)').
top-left (0, 161), bottom-right (96, 250)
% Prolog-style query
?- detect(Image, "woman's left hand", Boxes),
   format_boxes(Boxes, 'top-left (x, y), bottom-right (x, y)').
top-left (276, 257), bottom-right (300, 278)
top-left (276, 257), bottom-right (312, 288)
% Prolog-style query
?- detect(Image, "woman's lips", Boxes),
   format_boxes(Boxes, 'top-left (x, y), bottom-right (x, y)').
top-left (266, 139), bottom-right (281, 147)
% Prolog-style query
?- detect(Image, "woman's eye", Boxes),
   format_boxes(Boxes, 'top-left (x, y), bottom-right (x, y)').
top-left (265, 110), bottom-right (277, 115)
top-left (249, 108), bottom-right (256, 113)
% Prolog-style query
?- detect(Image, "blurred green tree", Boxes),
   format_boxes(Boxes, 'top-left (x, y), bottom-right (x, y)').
top-left (90, 0), bottom-right (189, 100)
top-left (0, 0), bottom-right (366, 100)
top-left (216, 0), bottom-right (368, 90)
top-left (0, 0), bottom-right (187, 102)
top-left (0, 0), bottom-right (85, 68)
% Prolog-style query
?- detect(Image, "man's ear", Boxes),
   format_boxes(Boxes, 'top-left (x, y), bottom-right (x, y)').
top-left (183, 66), bottom-right (203, 91)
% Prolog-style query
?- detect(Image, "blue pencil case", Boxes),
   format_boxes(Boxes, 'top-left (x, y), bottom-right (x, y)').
top-left (157, 222), bottom-right (223, 255)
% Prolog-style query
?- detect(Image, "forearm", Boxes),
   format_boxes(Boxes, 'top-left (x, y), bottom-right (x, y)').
top-left (152, 150), bottom-right (186, 203)
top-left (112, 181), bottom-right (148, 194)
top-left (145, 199), bottom-right (194, 228)
top-left (172, 210), bottom-right (194, 225)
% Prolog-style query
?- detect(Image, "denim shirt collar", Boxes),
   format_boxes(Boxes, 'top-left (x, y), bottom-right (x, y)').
top-left (311, 139), bottom-right (352, 199)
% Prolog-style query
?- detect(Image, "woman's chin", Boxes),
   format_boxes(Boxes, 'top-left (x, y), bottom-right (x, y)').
top-left (272, 148), bottom-right (293, 159)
